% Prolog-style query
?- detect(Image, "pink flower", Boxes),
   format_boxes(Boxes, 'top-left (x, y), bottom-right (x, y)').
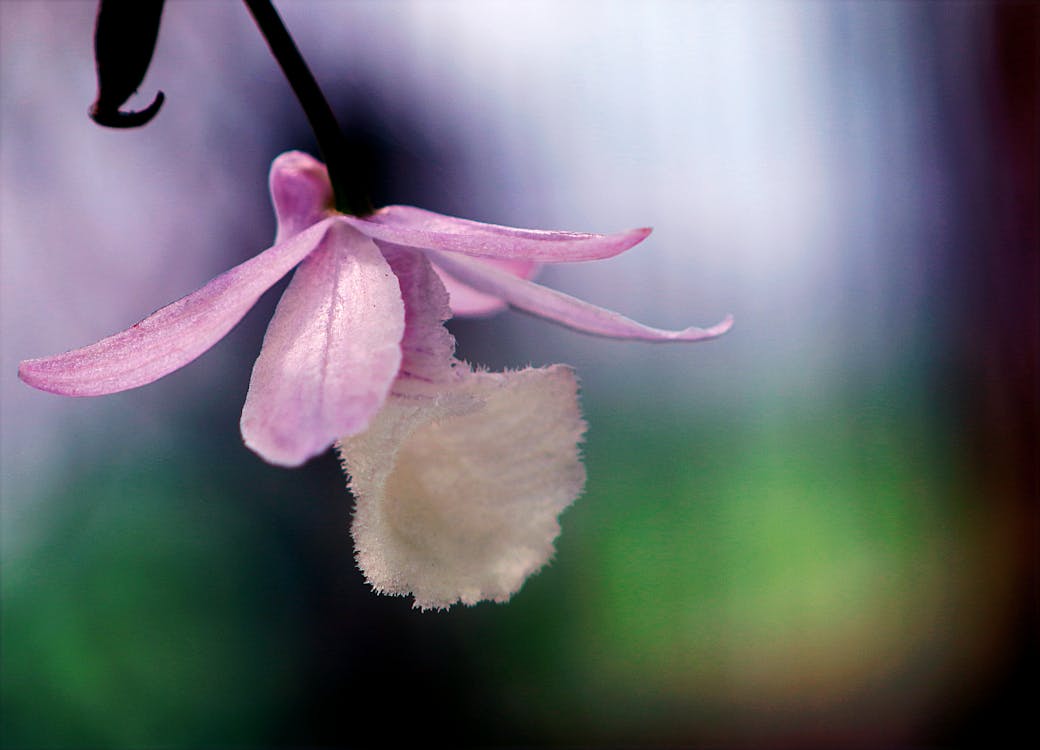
top-left (19, 151), bottom-right (731, 608)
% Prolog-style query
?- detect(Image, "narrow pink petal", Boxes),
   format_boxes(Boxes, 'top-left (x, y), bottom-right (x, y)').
top-left (434, 270), bottom-right (507, 316)
top-left (270, 151), bottom-right (335, 244)
top-left (18, 218), bottom-right (337, 397)
top-left (240, 223), bottom-right (406, 467)
top-left (377, 245), bottom-right (457, 389)
top-left (342, 205), bottom-right (651, 262)
top-left (425, 248), bottom-right (734, 342)
top-left (431, 257), bottom-right (540, 317)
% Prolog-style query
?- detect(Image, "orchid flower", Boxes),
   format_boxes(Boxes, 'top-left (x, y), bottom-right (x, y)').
top-left (19, 151), bottom-right (731, 609)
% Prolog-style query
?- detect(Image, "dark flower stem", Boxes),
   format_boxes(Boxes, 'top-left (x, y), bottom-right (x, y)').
top-left (243, 0), bottom-right (372, 216)
top-left (90, 0), bottom-right (166, 128)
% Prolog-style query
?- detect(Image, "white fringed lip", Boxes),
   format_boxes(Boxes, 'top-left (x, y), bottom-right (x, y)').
top-left (339, 365), bottom-right (586, 610)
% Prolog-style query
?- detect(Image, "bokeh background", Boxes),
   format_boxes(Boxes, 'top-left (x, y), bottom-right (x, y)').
top-left (1, 1), bottom-right (1036, 747)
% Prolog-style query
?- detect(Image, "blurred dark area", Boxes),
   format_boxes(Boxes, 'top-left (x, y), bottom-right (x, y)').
top-left (1, 2), bottom-right (1036, 748)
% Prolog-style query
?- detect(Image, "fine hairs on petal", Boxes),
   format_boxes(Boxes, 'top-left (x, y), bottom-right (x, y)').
top-left (338, 365), bottom-right (587, 610)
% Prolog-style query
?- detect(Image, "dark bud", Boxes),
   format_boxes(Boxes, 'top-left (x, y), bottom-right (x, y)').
top-left (89, 0), bottom-right (166, 128)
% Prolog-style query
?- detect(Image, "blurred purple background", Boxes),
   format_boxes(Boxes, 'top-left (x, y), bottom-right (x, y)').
top-left (2, 2), bottom-right (1036, 747)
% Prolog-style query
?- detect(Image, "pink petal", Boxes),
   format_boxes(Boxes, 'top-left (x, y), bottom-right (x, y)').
top-left (240, 223), bottom-right (406, 467)
top-left (342, 205), bottom-right (651, 262)
top-left (270, 151), bottom-right (335, 245)
top-left (18, 218), bottom-right (337, 397)
top-left (431, 257), bottom-right (540, 317)
top-left (378, 246), bottom-right (457, 390)
top-left (425, 248), bottom-right (734, 342)
top-left (434, 270), bottom-right (506, 316)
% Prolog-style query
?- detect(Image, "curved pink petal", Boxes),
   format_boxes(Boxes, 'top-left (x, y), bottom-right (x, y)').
top-left (18, 218), bottom-right (337, 397)
top-left (425, 248), bottom-right (734, 342)
top-left (342, 205), bottom-right (651, 262)
top-left (431, 257), bottom-right (540, 317)
top-left (240, 223), bottom-right (406, 467)
top-left (434, 270), bottom-right (507, 316)
top-left (270, 151), bottom-right (335, 244)
top-left (378, 246), bottom-right (457, 389)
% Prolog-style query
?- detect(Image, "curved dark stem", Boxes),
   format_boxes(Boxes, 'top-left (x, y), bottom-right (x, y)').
top-left (89, 0), bottom-right (166, 129)
top-left (90, 91), bottom-right (165, 128)
top-left (243, 0), bottom-right (372, 216)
